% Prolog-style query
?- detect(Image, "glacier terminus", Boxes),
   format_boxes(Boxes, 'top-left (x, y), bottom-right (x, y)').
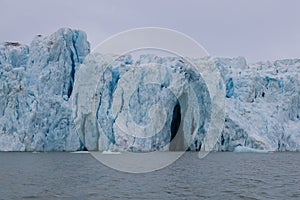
top-left (0, 28), bottom-right (299, 152)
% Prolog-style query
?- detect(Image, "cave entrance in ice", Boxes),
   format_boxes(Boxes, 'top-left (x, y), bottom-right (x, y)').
top-left (169, 95), bottom-right (186, 151)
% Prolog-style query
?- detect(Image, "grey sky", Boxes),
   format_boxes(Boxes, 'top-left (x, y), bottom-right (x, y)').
top-left (0, 0), bottom-right (299, 62)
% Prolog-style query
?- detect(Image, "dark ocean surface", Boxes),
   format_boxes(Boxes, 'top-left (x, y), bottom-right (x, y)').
top-left (0, 152), bottom-right (299, 200)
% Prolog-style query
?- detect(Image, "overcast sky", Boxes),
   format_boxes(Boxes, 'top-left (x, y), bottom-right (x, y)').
top-left (0, 0), bottom-right (299, 62)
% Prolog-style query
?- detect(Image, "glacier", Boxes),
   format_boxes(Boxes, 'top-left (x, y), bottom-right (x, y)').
top-left (0, 28), bottom-right (90, 151)
top-left (72, 54), bottom-right (219, 152)
top-left (215, 57), bottom-right (300, 151)
top-left (0, 28), bottom-right (299, 151)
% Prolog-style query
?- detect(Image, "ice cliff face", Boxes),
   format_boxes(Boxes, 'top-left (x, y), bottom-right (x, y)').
top-left (72, 54), bottom-right (217, 152)
top-left (0, 28), bottom-right (299, 151)
top-left (216, 57), bottom-right (300, 151)
top-left (73, 55), bottom-right (300, 152)
top-left (0, 28), bottom-right (90, 151)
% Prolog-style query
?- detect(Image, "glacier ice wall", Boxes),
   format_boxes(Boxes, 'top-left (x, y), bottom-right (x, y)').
top-left (0, 28), bottom-right (90, 151)
top-left (72, 54), bottom-right (216, 152)
top-left (73, 54), bottom-right (300, 152)
top-left (215, 57), bottom-right (300, 151)
top-left (0, 28), bottom-right (299, 151)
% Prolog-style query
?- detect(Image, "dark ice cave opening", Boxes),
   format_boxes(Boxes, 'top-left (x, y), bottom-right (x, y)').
top-left (169, 100), bottom-right (185, 151)
top-left (170, 101), bottom-right (181, 142)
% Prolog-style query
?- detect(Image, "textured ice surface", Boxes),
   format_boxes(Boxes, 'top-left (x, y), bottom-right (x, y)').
top-left (73, 54), bottom-right (300, 152)
top-left (0, 28), bottom-right (90, 151)
top-left (72, 54), bottom-right (216, 151)
top-left (216, 57), bottom-right (300, 151)
top-left (0, 29), bottom-right (299, 151)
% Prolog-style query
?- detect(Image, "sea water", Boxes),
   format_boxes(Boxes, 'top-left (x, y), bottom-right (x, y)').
top-left (0, 152), bottom-right (299, 199)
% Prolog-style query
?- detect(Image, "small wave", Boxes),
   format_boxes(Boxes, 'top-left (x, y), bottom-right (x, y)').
top-left (70, 151), bottom-right (90, 154)
top-left (102, 150), bottom-right (121, 155)
top-left (234, 146), bottom-right (269, 153)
